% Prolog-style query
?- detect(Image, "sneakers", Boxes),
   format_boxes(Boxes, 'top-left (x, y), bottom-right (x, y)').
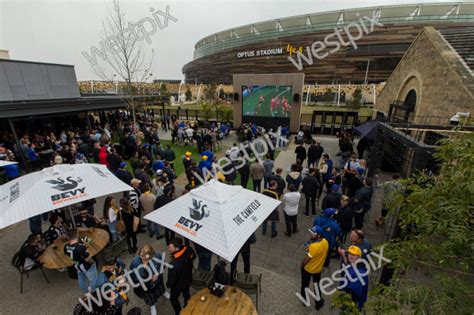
top-left (271, 232), bottom-right (278, 238)
top-left (163, 291), bottom-right (170, 299)
top-left (156, 235), bottom-right (165, 240)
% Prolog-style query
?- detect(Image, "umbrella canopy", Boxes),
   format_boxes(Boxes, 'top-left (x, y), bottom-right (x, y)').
top-left (145, 180), bottom-right (281, 262)
top-left (0, 163), bottom-right (133, 229)
top-left (354, 120), bottom-right (378, 141)
top-left (0, 160), bottom-right (18, 167)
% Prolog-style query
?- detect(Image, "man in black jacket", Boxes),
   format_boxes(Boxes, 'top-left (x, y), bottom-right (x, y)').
top-left (307, 140), bottom-right (324, 168)
top-left (239, 158), bottom-right (250, 188)
top-left (321, 184), bottom-right (342, 211)
top-left (167, 237), bottom-right (196, 315)
top-left (270, 168), bottom-right (286, 197)
top-left (294, 143), bottom-right (306, 164)
top-left (301, 168), bottom-right (320, 216)
top-left (154, 185), bottom-right (175, 244)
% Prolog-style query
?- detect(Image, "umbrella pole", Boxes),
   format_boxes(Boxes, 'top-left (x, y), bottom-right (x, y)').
top-left (69, 208), bottom-right (77, 229)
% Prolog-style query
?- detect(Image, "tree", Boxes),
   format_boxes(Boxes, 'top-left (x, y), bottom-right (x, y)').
top-left (83, 0), bottom-right (154, 129)
top-left (204, 82), bottom-right (218, 104)
top-left (222, 107), bottom-right (233, 122)
top-left (349, 88), bottom-right (362, 109)
top-left (352, 133), bottom-right (474, 314)
top-left (185, 85), bottom-right (192, 102)
top-left (201, 103), bottom-right (213, 122)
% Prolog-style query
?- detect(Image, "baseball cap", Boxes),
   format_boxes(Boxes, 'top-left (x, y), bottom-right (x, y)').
top-left (156, 169), bottom-right (163, 176)
top-left (202, 155), bottom-right (208, 160)
top-left (324, 208), bottom-right (337, 217)
top-left (347, 245), bottom-right (362, 257)
top-left (119, 162), bottom-right (127, 169)
top-left (185, 151), bottom-right (192, 157)
top-left (226, 150), bottom-right (231, 155)
top-left (308, 226), bottom-right (324, 235)
top-left (331, 184), bottom-right (339, 192)
top-left (131, 178), bottom-right (141, 185)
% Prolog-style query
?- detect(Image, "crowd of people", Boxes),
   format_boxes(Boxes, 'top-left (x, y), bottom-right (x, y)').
top-left (7, 111), bottom-right (397, 314)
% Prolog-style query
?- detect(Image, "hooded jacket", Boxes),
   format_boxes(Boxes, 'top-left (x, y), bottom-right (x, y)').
top-left (286, 171), bottom-right (302, 190)
top-left (167, 246), bottom-right (196, 291)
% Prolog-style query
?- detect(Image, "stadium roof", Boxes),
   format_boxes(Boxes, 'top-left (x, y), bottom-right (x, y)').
top-left (193, 2), bottom-right (474, 60)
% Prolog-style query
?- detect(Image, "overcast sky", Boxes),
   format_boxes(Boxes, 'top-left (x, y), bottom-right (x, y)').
top-left (0, 0), bottom-right (461, 81)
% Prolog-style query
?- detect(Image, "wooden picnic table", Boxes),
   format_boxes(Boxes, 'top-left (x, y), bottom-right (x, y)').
top-left (181, 286), bottom-right (258, 315)
top-left (39, 228), bottom-right (109, 269)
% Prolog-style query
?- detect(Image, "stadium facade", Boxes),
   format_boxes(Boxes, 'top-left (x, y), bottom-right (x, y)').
top-left (182, 3), bottom-right (474, 84)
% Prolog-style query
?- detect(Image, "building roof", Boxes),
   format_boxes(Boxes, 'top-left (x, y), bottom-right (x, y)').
top-left (439, 27), bottom-right (474, 73)
top-left (0, 59), bottom-right (80, 102)
top-left (193, 2), bottom-right (474, 60)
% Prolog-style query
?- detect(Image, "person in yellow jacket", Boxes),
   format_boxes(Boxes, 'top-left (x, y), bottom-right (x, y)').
top-left (300, 226), bottom-right (329, 310)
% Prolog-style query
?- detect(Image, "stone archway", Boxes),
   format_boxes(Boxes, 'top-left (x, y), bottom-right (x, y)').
top-left (396, 73), bottom-right (422, 123)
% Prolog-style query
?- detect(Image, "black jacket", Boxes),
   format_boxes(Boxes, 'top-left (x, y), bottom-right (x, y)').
top-left (115, 168), bottom-right (133, 186)
top-left (270, 174), bottom-right (286, 196)
top-left (294, 145), bottom-right (306, 161)
top-left (307, 145), bottom-right (323, 161)
top-left (301, 175), bottom-right (320, 196)
top-left (336, 205), bottom-right (353, 233)
top-left (154, 194), bottom-right (174, 209)
top-left (321, 192), bottom-right (342, 210)
top-left (107, 153), bottom-right (123, 172)
top-left (167, 246), bottom-right (196, 290)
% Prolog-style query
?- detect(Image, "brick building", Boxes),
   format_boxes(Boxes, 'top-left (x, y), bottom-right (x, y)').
top-left (375, 26), bottom-right (474, 125)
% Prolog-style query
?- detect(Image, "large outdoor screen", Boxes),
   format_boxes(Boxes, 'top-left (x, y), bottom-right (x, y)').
top-left (242, 85), bottom-right (293, 118)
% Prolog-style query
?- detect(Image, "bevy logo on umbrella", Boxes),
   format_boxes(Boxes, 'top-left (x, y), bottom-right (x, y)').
top-left (175, 199), bottom-right (209, 236)
top-left (189, 199), bottom-right (209, 221)
top-left (46, 176), bottom-right (88, 205)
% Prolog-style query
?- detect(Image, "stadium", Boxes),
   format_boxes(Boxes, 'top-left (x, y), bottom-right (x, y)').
top-left (182, 2), bottom-right (474, 84)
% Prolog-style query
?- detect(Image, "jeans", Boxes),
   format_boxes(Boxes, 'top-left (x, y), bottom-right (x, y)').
top-left (284, 213), bottom-right (298, 236)
top-left (305, 194), bottom-right (317, 215)
top-left (300, 268), bottom-right (323, 309)
top-left (146, 220), bottom-right (161, 238)
top-left (262, 220), bottom-right (277, 235)
top-left (253, 179), bottom-right (262, 192)
top-left (197, 252), bottom-right (212, 272)
top-left (240, 175), bottom-right (249, 188)
top-left (264, 176), bottom-right (271, 189)
top-left (126, 230), bottom-right (137, 251)
top-left (354, 210), bottom-right (367, 229)
top-left (108, 221), bottom-right (119, 242)
top-left (170, 286), bottom-right (191, 315)
top-left (230, 249), bottom-right (250, 285)
top-left (165, 228), bottom-right (176, 245)
top-left (29, 215), bottom-right (42, 235)
top-left (78, 263), bottom-right (98, 294)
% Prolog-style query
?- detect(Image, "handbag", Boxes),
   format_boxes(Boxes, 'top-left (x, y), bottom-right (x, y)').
top-left (132, 215), bottom-right (140, 232)
top-left (117, 220), bottom-right (126, 233)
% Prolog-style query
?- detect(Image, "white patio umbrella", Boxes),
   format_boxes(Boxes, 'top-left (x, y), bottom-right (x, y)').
top-left (144, 179), bottom-right (281, 262)
top-left (0, 160), bottom-right (18, 167)
top-left (0, 163), bottom-right (133, 229)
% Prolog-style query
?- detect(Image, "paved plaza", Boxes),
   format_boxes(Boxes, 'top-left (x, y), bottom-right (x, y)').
top-left (0, 133), bottom-right (390, 315)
